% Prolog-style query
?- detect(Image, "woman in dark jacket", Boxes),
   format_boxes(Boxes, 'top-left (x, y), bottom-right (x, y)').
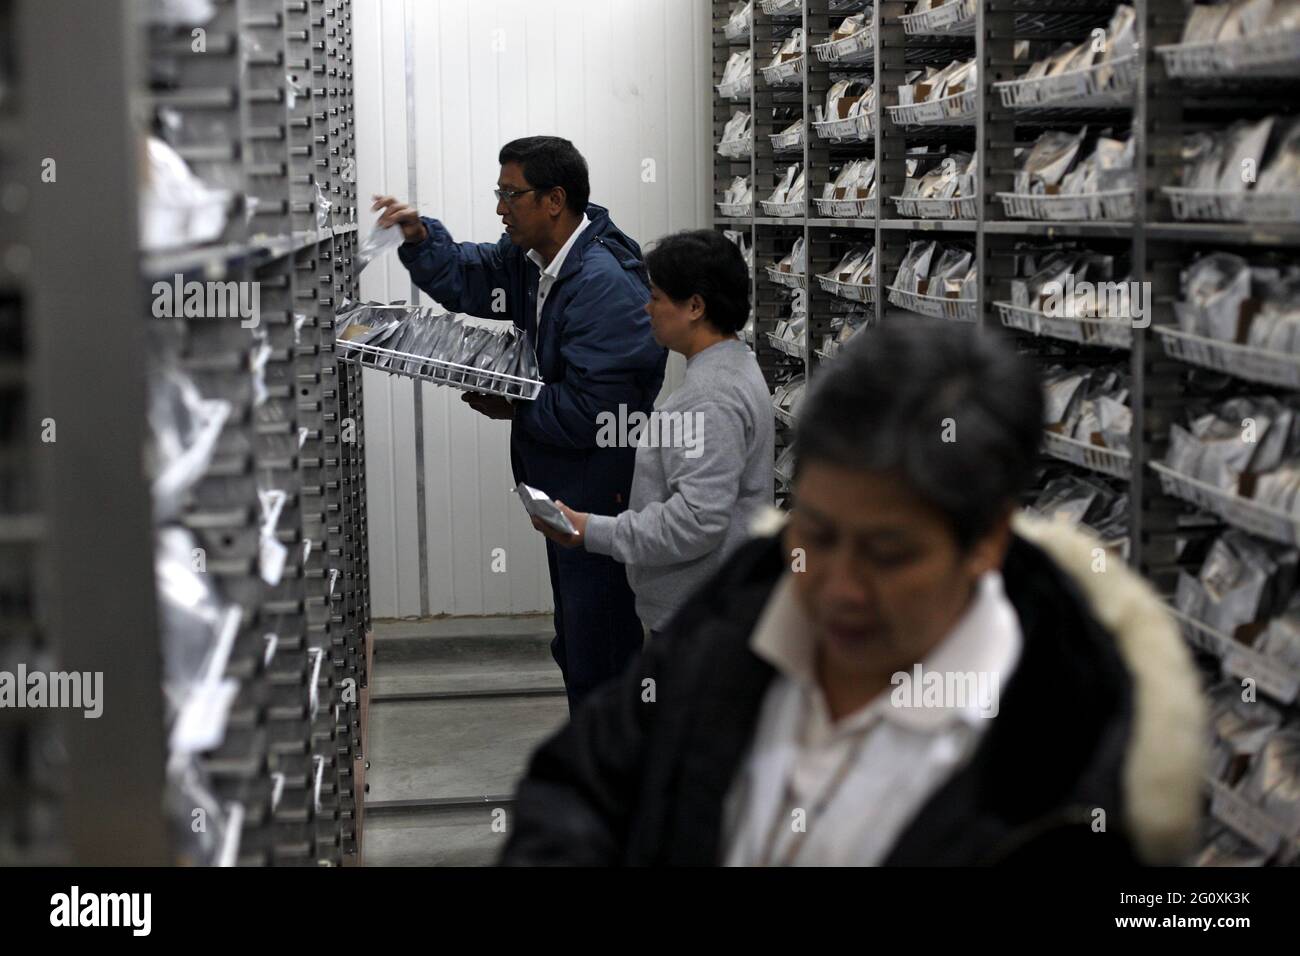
top-left (500, 320), bottom-right (1205, 866)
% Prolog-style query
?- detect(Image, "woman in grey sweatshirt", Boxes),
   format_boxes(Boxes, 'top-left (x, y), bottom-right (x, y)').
top-left (530, 230), bottom-right (775, 637)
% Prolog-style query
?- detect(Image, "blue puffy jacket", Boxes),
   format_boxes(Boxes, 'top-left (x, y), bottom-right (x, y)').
top-left (396, 203), bottom-right (667, 516)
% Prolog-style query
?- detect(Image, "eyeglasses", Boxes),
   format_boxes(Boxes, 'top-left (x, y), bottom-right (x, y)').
top-left (493, 187), bottom-right (540, 204)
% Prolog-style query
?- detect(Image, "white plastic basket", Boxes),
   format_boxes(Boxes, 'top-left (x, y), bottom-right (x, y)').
top-left (761, 55), bottom-right (805, 86)
top-left (1156, 28), bottom-right (1300, 80)
top-left (900, 0), bottom-right (977, 36)
top-left (995, 301), bottom-right (1134, 348)
top-left (995, 189), bottom-right (1134, 221)
top-left (770, 126), bottom-right (804, 152)
top-left (336, 339), bottom-right (543, 401)
top-left (886, 88), bottom-right (977, 127)
top-left (813, 27), bottom-right (875, 65)
top-left (766, 333), bottom-right (807, 361)
top-left (1163, 187), bottom-right (1300, 224)
top-left (887, 285), bottom-right (977, 322)
top-left (994, 52), bottom-right (1139, 110)
top-left (890, 194), bottom-right (977, 219)
top-left (1042, 430), bottom-right (1132, 479)
top-left (724, 16), bottom-right (751, 42)
top-left (761, 0), bottom-right (801, 15)
top-left (811, 112), bottom-right (873, 142)
top-left (818, 273), bottom-right (876, 303)
top-left (716, 200), bottom-right (752, 217)
top-left (760, 198), bottom-right (805, 217)
top-left (813, 195), bottom-right (876, 218)
top-left (995, 301), bottom-right (1040, 335)
top-left (765, 264), bottom-right (807, 289)
top-left (716, 131), bottom-right (754, 159)
top-left (715, 75), bottom-right (753, 100)
top-left (1154, 326), bottom-right (1300, 389)
top-left (1150, 461), bottom-right (1300, 547)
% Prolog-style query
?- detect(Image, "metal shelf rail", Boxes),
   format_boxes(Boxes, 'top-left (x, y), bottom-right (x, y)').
top-left (10, 0), bottom-right (370, 865)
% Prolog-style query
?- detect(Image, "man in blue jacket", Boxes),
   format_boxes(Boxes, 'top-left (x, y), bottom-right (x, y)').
top-left (373, 136), bottom-right (666, 708)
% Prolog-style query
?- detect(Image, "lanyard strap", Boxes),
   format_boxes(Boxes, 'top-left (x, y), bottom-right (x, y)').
top-left (754, 707), bottom-right (873, 867)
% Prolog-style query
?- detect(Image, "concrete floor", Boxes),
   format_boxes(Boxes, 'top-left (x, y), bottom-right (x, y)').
top-left (362, 615), bottom-right (570, 866)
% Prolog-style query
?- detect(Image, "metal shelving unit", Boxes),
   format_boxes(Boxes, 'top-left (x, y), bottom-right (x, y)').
top-left (6, 0), bottom-right (370, 865)
top-left (711, 0), bottom-right (1300, 866)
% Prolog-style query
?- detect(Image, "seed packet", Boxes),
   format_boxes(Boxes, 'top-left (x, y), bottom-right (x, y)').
top-left (1219, 117), bottom-right (1275, 193)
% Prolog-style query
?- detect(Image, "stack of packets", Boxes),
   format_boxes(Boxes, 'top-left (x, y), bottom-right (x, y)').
top-left (815, 76), bottom-right (874, 127)
top-left (1013, 128), bottom-right (1135, 195)
top-left (893, 240), bottom-right (978, 300)
top-left (828, 244), bottom-right (875, 288)
top-left (335, 301), bottom-right (541, 399)
top-left (822, 157), bottom-right (877, 204)
top-left (1165, 394), bottom-right (1300, 514)
top-left (1175, 252), bottom-right (1300, 353)
top-left (1197, 685), bottom-right (1300, 865)
top-left (1016, 5), bottom-right (1136, 87)
top-left (1030, 474), bottom-right (1130, 547)
top-left (1041, 364), bottom-right (1132, 452)
top-left (898, 153), bottom-right (976, 207)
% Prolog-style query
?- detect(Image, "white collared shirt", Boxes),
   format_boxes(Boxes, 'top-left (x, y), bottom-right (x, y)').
top-left (525, 214), bottom-right (590, 337)
top-left (722, 570), bottom-right (1023, 866)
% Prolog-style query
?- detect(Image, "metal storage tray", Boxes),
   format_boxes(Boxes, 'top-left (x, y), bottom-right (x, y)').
top-left (765, 264), bottom-right (808, 289)
top-left (760, 198), bottom-right (805, 217)
top-left (994, 53), bottom-right (1138, 110)
top-left (770, 126), bottom-right (804, 152)
top-left (1154, 326), bottom-right (1300, 389)
top-left (724, 17), bottom-right (751, 41)
top-left (1150, 461), bottom-right (1300, 547)
top-left (715, 75), bottom-right (753, 99)
top-left (900, 0), bottom-right (976, 36)
top-left (1156, 29), bottom-right (1300, 80)
top-left (1042, 430), bottom-right (1132, 478)
top-left (995, 188), bottom-right (1134, 221)
top-left (335, 339), bottom-right (543, 401)
top-left (817, 273), bottom-right (876, 303)
top-left (890, 194), bottom-right (976, 219)
top-left (813, 195), bottom-right (876, 217)
top-left (716, 200), bottom-right (753, 217)
top-left (813, 27), bottom-right (875, 64)
top-left (812, 112), bottom-right (874, 142)
top-left (761, 55), bottom-right (806, 86)
top-left (887, 88), bottom-right (977, 127)
top-left (717, 131), bottom-right (754, 159)
top-left (1163, 187), bottom-right (1300, 223)
top-left (994, 301), bottom-right (1133, 349)
top-left (887, 285), bottom-right (977, 322)
top-left (766, 332), bottom-right (808, 361)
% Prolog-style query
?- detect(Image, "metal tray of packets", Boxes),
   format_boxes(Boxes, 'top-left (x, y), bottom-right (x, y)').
top-left (334, 302), bottom-right (543, 401)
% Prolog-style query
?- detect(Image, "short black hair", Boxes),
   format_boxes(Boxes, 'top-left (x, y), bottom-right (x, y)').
top-left (794, 320), bottom-right (1043, 550)
top-left (644, 230), bottom-right (751, 335)
top-left (498, 136), bottom-right (590, 216)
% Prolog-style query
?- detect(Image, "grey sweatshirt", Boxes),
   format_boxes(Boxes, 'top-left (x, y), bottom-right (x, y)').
top-left (583, 338), bottom-right (775, 631)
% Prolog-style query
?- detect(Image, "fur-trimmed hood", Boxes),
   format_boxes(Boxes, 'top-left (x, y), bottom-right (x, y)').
top-left (748, 505), bottom-right (1206, 864)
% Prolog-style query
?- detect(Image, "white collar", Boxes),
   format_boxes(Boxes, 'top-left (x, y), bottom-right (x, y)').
top-left (750, 570), bottom-right (1022, 733)
top-left (526, 214), bottom-right (591, 279)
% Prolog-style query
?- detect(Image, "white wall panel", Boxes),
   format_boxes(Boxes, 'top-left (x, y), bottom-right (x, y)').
top-left (356, 0), bottom-right (711, 617)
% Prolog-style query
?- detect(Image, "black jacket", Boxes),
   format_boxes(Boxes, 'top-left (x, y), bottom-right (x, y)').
top-left (500, 515), bottom-right (1205, 866)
